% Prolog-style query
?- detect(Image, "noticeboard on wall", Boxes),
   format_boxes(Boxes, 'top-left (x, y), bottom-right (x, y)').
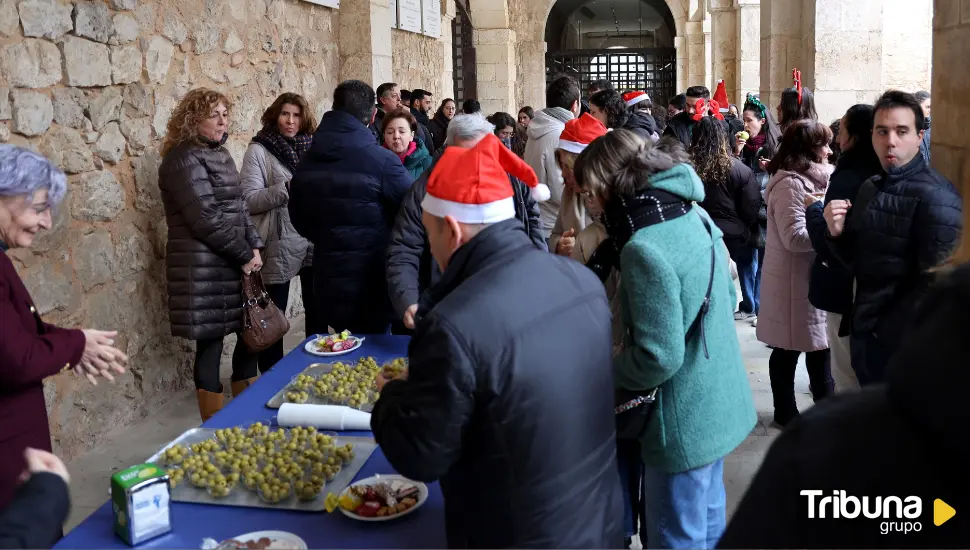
top-left (398, 0), bottom-right (422, 33)
top-left (422, 0), bottom-right (440, 38)
top-left (302, 0), bottom-right (339, 8)
top-left (391, 0), bottom-right (398, 28)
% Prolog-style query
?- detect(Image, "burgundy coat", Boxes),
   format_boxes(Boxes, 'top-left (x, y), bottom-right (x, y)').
top-left (0, 248), bottom-right (85, 510)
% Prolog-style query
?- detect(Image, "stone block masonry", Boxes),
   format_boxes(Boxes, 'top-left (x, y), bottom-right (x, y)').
top-left (0, 0), bottom-right (340, 464)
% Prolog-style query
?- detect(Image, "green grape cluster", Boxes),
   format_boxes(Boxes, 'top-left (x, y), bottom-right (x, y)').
top-left (157, 422), bottom-right (356, 506)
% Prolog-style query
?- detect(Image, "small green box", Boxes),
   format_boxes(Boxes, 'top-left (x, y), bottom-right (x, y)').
top-left (110, 463), bottom-right (172, 546)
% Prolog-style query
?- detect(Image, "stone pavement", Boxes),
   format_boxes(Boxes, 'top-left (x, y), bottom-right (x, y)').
top-left (62, 315), bottom-right (817, 534)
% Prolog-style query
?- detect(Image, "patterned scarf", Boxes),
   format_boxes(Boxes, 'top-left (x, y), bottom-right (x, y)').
top-left (744, 132), bottom-right (767, 156)
top-left (586, 189), bottom-right (692, 281)
top-left (252, 129), bottom-right (313, 173)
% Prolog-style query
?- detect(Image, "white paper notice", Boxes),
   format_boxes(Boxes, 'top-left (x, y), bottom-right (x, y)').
top-left (131, 482), bottom-right (171, 542)
top-left (391, 0), bottom-right (398, 28)
top-left (422, 0), bottom-right (441, 38)
top-left (398, 0), bottom-right (422, 33)
top-left (301, 0), bottom-right (339, 7)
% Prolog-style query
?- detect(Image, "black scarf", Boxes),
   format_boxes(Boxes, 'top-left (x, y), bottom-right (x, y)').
top-left (252, 129), bottom-right (313, 173)
top-left (586, 189), bottom-right (692, 281)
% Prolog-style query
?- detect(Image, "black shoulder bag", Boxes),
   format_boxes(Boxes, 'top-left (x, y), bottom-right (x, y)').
top-left (615, 215), bottom-right (717, 440)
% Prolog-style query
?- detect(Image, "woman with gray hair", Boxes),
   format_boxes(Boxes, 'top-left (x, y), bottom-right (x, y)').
top-left (386, 113), bottom-right (546, 332)
top-left (0, 145), bottom-right (127, 511)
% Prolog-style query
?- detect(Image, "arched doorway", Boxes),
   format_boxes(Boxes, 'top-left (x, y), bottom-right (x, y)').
top-left (544, 0), bottom-right (678, 103)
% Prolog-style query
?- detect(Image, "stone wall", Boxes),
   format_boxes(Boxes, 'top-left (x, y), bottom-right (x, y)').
top-left (391, 29), bottom-right (447, 100)
top-left (0, 0), bottom-right (337, 462)
top-left (930, 0), bottom-right (968, 193)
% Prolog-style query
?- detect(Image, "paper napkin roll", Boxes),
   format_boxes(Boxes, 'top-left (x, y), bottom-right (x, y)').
top-left (277, 404), bottom-right (372, 431)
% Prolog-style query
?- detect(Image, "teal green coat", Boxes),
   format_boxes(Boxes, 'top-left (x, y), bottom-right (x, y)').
top-left (403, 141), bottom-right (433, 180)
top-left (614, 164), bottom-right (756, 474)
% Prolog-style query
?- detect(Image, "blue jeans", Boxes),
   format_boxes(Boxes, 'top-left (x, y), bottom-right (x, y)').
top-left (616, 440), bottom-right (645, 538)
top-left (736, 245), bottom-right (760, 315)
top-left (642, 459), bottom-right (726, 549)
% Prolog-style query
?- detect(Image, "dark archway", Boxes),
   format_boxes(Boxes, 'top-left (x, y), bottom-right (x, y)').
top-left (545, 0), bottom-right (677, 103)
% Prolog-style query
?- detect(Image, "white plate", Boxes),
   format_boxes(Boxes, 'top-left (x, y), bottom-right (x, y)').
top-left (303, 335), bottom-right (365, 357)
top-left (223, 530), bottom-right (308, 550)
top-left (338, 475), bottom-right (428, 522)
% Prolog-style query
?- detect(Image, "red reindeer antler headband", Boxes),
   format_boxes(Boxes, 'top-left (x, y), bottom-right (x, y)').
top-left (691, 99), bottom-right (725, 122)
top-left (792, 68), bottom-right (803, 105)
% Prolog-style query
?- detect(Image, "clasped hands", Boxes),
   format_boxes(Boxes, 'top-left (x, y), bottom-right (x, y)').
top-left (77, 329), bottom-right (128, 386)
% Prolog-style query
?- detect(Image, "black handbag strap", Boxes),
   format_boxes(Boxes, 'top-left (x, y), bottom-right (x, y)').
top-left (685, 215), bottom-right (715, 359)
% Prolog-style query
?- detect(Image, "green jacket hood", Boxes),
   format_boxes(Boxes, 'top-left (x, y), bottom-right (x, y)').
top-left (647, 163), bottom-right (706, 203)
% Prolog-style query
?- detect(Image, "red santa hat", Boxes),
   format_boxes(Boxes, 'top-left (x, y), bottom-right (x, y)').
top-left (422, 134), bottom-right (550, 224)
top-left (713, 80), bottom-right (730, 113)
top-left (557, 113), bottom-right (608, 154)
top-left (623, 90), bottom-right (651, 107)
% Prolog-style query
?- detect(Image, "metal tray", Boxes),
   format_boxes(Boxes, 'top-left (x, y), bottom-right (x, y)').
top-left (146, 427), bottom-right (377, 512)
top-left (266, 363), bottom-right (345, 410)
top-left (266, 357), bottom-right (407, 411)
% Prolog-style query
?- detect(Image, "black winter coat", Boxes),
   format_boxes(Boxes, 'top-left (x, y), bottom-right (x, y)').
top-left (664, 111), bottom-right (738, 150)
top-left (806, 147), bottom-right (882, 315)
top-left (828, 156), bottom-right (962, 342)
top-left (0, 473), bottom-right (69, 548)
top-left (623, 111), bottom-right (657, 139)
top-left (373, 220), bottom-right (624, 549)
top-left (698, 158), bottom-right (761, 245)
top-left (289, 110), bottom-right (413, 329)
top-left (410, 108), bottom-right (435, 152)
top-left (427, 111), bottom-right (450, 152)
top-left (386, 147), bottom-right (547, 319)
top-left (158, 138), bottom-right (262, 340)
top-left (719, 263), bottom-right (970, 549)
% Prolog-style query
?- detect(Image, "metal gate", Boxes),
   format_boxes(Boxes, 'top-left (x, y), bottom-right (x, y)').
top-left (546, 48), bottom-right (677, 105)
top-left (452, 1), bottom-right (476, 103)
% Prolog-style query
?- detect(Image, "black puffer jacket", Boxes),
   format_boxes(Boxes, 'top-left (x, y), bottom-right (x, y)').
top-left (698, 158), bottom-right (761, 246)
top-left (158, 138), bottom-right (261, 340)
top-left (373, 219), bottom-right (624, 549)
top-left (829, 156), bottom-right (962, 341)
top-left (623, 111), bottom-right (657, 140)
top-left (289, 110), bottom-right (412, 329)
top-left (386, 147), bottom-right (547, 319)
top-left (665, 111), bottom-right (738, 150)
top-left (427, 111), bottom-right (449, 152)
top-left (806, 146), bottom-right (882, 315)
top-left (719, 263), bottom-right (970, 549)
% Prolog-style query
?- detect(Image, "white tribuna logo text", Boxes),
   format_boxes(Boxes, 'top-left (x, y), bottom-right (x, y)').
top-left (801, 490), bottom-right (922, 519)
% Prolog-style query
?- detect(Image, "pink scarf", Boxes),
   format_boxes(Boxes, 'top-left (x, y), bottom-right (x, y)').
top-left (385, 141), bottom-right (417, 162)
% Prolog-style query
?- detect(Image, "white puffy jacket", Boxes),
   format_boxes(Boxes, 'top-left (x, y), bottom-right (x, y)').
top-left (523, 108), bottom-right (574, 238)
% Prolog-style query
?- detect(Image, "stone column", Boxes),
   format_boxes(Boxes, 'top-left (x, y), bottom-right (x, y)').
top-left (759, 0), bottom-right (803, 111)
top-left (810, 0), bottom-right (885, 123)
top-left (474, 28), bottom-right (517, 114)
top-left (440, 0), bottom-right (457, 100)
top-left (930, 0), bottom-right (968, 188)
top-left (674, 36), bottom-right (689, 93)
top-left (338, 0), bottom-right (393, 85)
top-left (710, 0), bottom-right (738, 102)
top-left (685, 21), bottom-right (708, 89)
top-left (735, 0), bottom-right (760, 103)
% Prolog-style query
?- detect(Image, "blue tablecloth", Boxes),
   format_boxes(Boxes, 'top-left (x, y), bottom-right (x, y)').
top-left (57, 334), bottom-right (448, 549)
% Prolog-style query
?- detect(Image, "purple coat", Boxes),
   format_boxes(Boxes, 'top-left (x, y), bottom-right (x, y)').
top-left (756, 163), bottom-right (832, 352)
top-left (0, 249), bottom-right (85, 510)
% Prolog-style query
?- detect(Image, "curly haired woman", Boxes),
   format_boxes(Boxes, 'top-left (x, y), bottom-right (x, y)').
top-left (158, 88), bottom-right (263, 421)
top-left (691, 117), bottom-right (761, 320)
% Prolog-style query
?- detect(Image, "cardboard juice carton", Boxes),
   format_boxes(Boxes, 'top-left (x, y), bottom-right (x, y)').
top-left (111, 463), bottom-right (172, 546)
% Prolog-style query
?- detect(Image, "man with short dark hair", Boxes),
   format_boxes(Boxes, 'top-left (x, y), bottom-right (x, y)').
top-left (407, 89), bottom-right (435, 150)
top-left (371, 82), bottom-right (402, 140)
top-left (289, 80), bottom-right (413, 334)
top-left (588, 78), bottom-right (614, 96)
top-left (668, 93), bottom-right (687, 117)
top-left (524, 74), bottom-right (582, 240)
top-left (914, 90), bottom-right (931, 164)
top-left (461, 98), bottom-right (481, 114)
top-left (823, 90), bottom-right (962, 385)
top-left (664, 86), bottom-right (711, 146)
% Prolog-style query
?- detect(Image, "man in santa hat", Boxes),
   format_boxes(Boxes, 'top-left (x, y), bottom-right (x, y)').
top-left (372, 133), bottom-right (624, 549)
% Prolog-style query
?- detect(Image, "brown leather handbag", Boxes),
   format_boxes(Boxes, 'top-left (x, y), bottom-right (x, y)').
top-left (240, 271), bottom-right (290, 353)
